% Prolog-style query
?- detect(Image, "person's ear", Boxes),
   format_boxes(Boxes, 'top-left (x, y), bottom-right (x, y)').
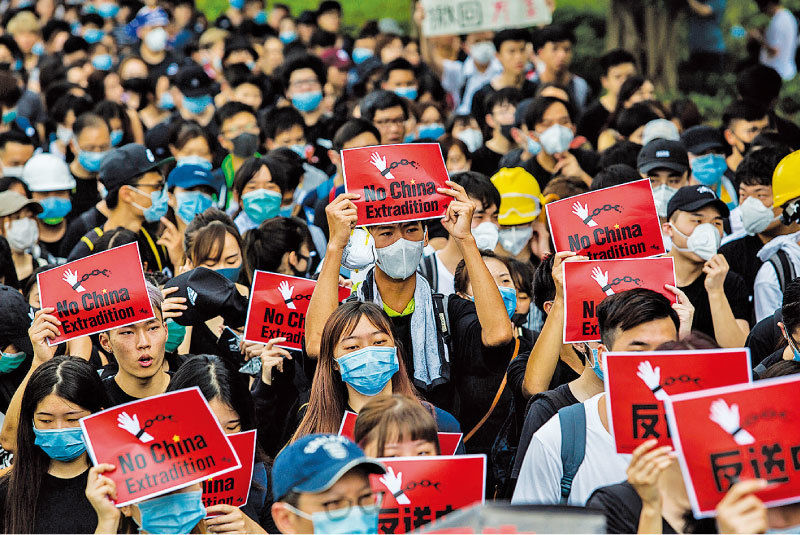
top-left (600, 74), bottom-right (609, 90)
top-left (423, 226), bottom-right (428, 247)
top-left (596, 344), bottom-right (606, 364)
top-left (543, 300), bottom-right (553, 315)
top-left (266, 138), bottom-right (275, 151)
top-left (98, 332), bottom-right (112, 354)
top-left (779, 321), bottom-right (788, 339)
top-left (271, 503), bottom-right (296, 534)
top-left (485, 113), bottom-right (495, 130)
top-left (722, 128), bottom-right (736, 147)
top-left (662, 219), bottom-right (674, 237)
top-left (328, 149), bottom-right (341, 168)
top-left (509, 126), bottom-right (524, 145)
top-left (120, 505), bottom-right (133, 518)
top-left (168, 144), bottom-right (179, 157)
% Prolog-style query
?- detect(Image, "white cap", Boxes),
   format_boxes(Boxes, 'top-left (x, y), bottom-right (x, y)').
top-left (641, 119), bottom-right (680, 147)
top-left (21, 153), bottom-right (76, 192)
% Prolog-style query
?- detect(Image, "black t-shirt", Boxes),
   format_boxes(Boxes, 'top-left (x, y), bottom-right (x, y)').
top-left (586, 481), bottom-right (677, 534)
top-left (576, 100), bottom-right (611, 149)
top-left (70, 175), bottom-right (100, 222)
top-left (719, 234), bottom-right (764, 316)
top-left (39, 231), bottom-right (69, 261)
top-left (746, 308), bottom-right (783, 367)
top-left (144, 50), bottom-right (180, 82)
top-left (102, 375), bottom-right (139, 407)
top-left (62, 208), bottom-right (106, 258)
top-left (679, 270), bottom-right (750, 340)
top-left (470, 145), bottom-right (505, 177)
top-left (522, 148), bottom-right (600, 189)
top-left (0, 469), bottom-right (98, 533)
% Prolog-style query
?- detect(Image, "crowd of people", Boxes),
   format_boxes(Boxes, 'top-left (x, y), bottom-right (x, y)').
top-left (0, 0), bottom-right (798, 532)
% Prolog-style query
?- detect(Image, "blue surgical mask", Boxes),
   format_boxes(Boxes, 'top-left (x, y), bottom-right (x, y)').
top-left (285, 503), bottom-right (379, 535)
top-left (498, 285), bottom-right (517, 319)
top-left (175, 190), bottom-right (214, 224)
top-left (691, 153), bottom-right (728, 187)
top-left (337, 346), bottom-right (399, 396)
top-left (254, 11), bottom-right (267, 24)
top-left (279, 204), bottom-right (294, 217)
top-left (586, 346), bottom-right (603, 381)
top-left (32, 42), bottom-right (45, 56)
top-left (242, 189), bottom-right (282, 224)
top-left (98, 2), bottom-right (120, 18)
top-left (0, 351), bottom-right (26, 373)
top-left (33, 425), bottom-right (86, 462)
top-left (352, 47), bottom-right (374, 64)
top-left (403, 132), bottom-right (416, 143)
top-left (182, 94), bottom-right (212, 115)
top-left (291, 90), bottom-right (323, 113)
top-left (279, 31), bottom-right (297, 44)
top-left (393, 86), bottom-right (418, 101)
top-left (78, 150), bottom-right (108, 173)
top-left (137, 490), bottom-right (206, 535)
top-left (38, 197), bottom-right (73, 225)
top-left (70, 22), bottom-right (81, 35)
top-left (526, 136), bottom-right (542, 156)
top-left (91, 54), bottom-right (113, 71)
top-left (215, 265), bottom-right (241, 283)
top-left (229, 0), bottom-right (245, 9)
top-left (290, 144), bottom-right (307, 158)
top-left (132, 187), bottom-right (169, 223)
top-left (176, 156), bottom-right (212, 170)
top-left (158, 91), bottom-right (176, 110)
top-left (83, 28), bottom-right (105, 44)
top-left (110, 129), bottom-right (123, 147)
top-left (2, 108), bottom-right (16, 124)
top-left (417, 123), bottom-right (445, 140)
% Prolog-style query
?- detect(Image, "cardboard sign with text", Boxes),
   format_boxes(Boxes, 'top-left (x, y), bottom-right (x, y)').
top-left (664, 376), bottom-right (800, 517)
top-left (372, 455), bottom-right (485, 533)
top-left (80, 388), bottom-right (241, 507)
top-left (605, 349), bottom-right (752, 454)
top-left (38, 242), bottom-right (154, 344)
top-left (546, 179), bottom-right (664, 260)
top-left (342, 143), bottom-right (452, 226)
top-left (202, 430), bottom-right (256, 514)
top-left (243, 271), bottom-right (351, 350)
top-left (421, 0), bottom-right (551, 36)
top-left (562, 257), bottom-right (676, 343)
top-left (338, 412), bottom-right (462, 455)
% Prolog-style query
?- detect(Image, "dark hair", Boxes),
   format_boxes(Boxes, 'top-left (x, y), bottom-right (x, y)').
top-left (0, 72), bottom-right (21, 110)
top-left (184, 209), bottom-right (243, 267)
top-left (0, 235), bottom-right (19, 289)
top-left (232, 155), bottom-right (290, 199)
top-left (751, 132), bottom-right (794, 152)
top-left (598, 140), bottom-right (641, 169)
top-left (94, 100), bottom-right (133, 146)
top-left (62, 35), bottom-right (89, 55)
top-left (223, 36), bottom-right (257, 64)
top-left (382, 58), bottom-right (414, 83)
top-left (617, 75), bottom-right (648, 108)
top-left (597, 289), bottom-right (679, 349)
top-left (94, 226), bottom-right (139, 253)
top-left (506, 257), bottom-right (533, 298)
top-left (168, 120), bottom-right (213, 153)
top-left (599, 49), bottom-right (636, 75)
top-left (263, 106), bottom-right (305, 140)
top-left (450, 171), bottom-right (500, 213)
top-left (524, 96), bottom-right (573, 129)
top-left (615, 103), bottom-right (660, 138)
top-left (360, 90), bottom-right (408, 122)
top-left (417, 70), bottom-right (446, 103)
top-left (438, 134), bottom-right (471, 161)
top-left (734, 146), bottom-right (792, 189)
top-left (5, 356), bottom-right (109, 534)
top-left (353, 395), bottom-right (440, 457)
top-left (49, 94), bottom-right (93, 126)
top-left (42, 19), bottom-right (70, 43)
top-left (737, 64), bottom-right (782, 105)
top-left (72, 112), bottom-right (109, 138)
top-left (309, 29), bottom-right (337, 49)
top-left (781, 278), bottom-right (800, 335)
top-left (670, 98), bottom-right (702, 130)
top-left (79, 13), bottom-right (104, 27)
top-left (279, 54), bottom-right (326, 92)
top-left (532, 24), bottom-right (575, 51)
top-left (655, 332), bottom-right (719, 351)
top-left (722, 100), bottom-right (769, 130)
top-left (544, 175), bottom-right (589, 199)
top-left (494, 28), bottom-right (531, 51)
top-left (533, 253), bottom-right (555, 314)
top-left (485, 87), bottom-right (522, 117)
top-left (454, 249), bottom-right (506, 294)
top-left (215, 101), bottom-right (257, 128)
top-left (243, 216), bottom-right (312, 284)
top-left (761, 360), bottom-right (800, 379)
top-left (0, 129), bottom-right (34, 149)
top-left (266, 148), bottom-right (303, 192)
top-left (332, 118), bottom-right (380, 151)
top-left (591, 164), bottom-right (641, 190)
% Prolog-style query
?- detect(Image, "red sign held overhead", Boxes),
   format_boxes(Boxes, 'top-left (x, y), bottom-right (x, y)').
top-left (371, 455), bottom-right (485, 533)
top-left (338, 412), bottom-right (462, 455)
top-left (546, 179), bottom-right (665, 259)
top-left (243, 271), bottom-right (351, 350)
top-left (342, 143), bottom-right (452, 226)
top-left (80, 388), bottom-right (241, 507)
top-left (202, 430), bottom-right (256, 514)
top-left (562, 257), bottom-right (676, 343)
top-left (664, 375), bottom-right (800, 518)
top-left (37, 242), bottom-right (154, 345)
top-left (604, 349), bottom-right (752, 454)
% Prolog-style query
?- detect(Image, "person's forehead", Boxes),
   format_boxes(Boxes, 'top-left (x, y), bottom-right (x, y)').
top-left (224, 111), bottom-right (257, 126)
top-left (373, 105), bottom-right (405, 118)
top-left (289, 67), bottom-right (318, 81)
top-left (680, 205), bottom-right (723, 218)
top-left (343, 131), bottom-right (379, 149)
top-left (499, 39), bottom-right (526, 51)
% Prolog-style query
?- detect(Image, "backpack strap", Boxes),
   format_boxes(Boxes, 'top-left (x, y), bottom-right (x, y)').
top-left (558, 402), bottom-right (587, 504)
top-left (418, 254), bottom-right (438, 292)
top-left (464, 338), bottom-right (521, 443)
top-left (769, 249), bottom-right (796, 293)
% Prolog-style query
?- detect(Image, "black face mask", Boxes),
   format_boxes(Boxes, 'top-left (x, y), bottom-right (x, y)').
top-left (289, 253), bottom-right (310, 278)
top-left (511, 312), bottom-right (527, 328)
top-left (500, 124), bottom-right (515, 142)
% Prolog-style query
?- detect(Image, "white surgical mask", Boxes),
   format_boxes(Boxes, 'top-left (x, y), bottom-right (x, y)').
top-left (2, 166), bottom-right (23, 178)
top-left (670, 222), bottom-right (721, 261)
top-left (538, 124), bottom-right (574, 154)
top-left (144, 27), bottom-right (168, 52)
top-left (498, 225), bottom-right (533, 256)
top-left (469, 41), bottom-right (496, 65)
top-left (456, 128), bottom-right (483, 153)
top-left (5, 218), bottom-right (39, 252)
top-left (472, 221), bottom-right (499, 251)
top-left (56, 125), bottom-right (73, 144)
top-left (375, 236), bottom-right (425, 280)
top-left (739, 196), bottom-right (778, 235)
top-left (652, 184), bottom-right (678, 218)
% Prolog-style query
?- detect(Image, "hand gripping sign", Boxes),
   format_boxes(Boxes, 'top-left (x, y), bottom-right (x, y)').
top-left (243, 271), bottom-right (351, 350)
top-left (37, 242), bottom-right (154, 345)
top-left (562, 257), bottom-right (677, 343)
top-left (663, 375), bottom-right (800, 518)
top-left (338, 412), bottom-right (463, 455)
top-left (80, 387), bottom-right (241, 507)
top-left (604, 349), bottom-right (752, 454)
top-left (546, 179), bottom-right (665, 260)
top-left (342, 143), bottom-right (453, 226)
top-left (371, 455), bottom-right (485, 533)
top-left (202, 430), bottom-right (256, 514)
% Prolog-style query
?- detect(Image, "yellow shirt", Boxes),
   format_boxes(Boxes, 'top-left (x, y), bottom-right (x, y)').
top-left (383, 298), bottom-right (415, 317)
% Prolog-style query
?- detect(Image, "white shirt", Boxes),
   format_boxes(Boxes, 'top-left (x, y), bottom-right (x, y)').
top-left (754, 231), bottom-right (800, 321)
top-left (433, 251), bottom-right (455, 296)
top-left (442, 56), bottom-right (503, 115)
top-left (511, 393), bottom-right (631, 506)
top-left (760, 8), bottom-right (798, 80)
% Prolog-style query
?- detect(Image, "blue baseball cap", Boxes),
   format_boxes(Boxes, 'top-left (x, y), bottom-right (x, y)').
top-left (272, 434), bottom-right (385, 500)
top-left (167, 164), bottom-right (223, 191)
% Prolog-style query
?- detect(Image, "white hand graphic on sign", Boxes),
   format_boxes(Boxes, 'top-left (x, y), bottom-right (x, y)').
top-left (571, 201), bottom-right (597, 227)
top-left (62, 268), bottom-right (86, 293)
top-left (709, 399), bottom-right (755, 445)
top-left (591, 267), bottom-right (614, 296)
top-left (637, 361), bottom-right (669, 401)
top-left (369, 152), bottom-right (395, 180)
top-left (117, 411), bottom-right (154, 443)
top-left (379, 466), bottom-right (410, 504)
top-left (278, 280), bottom-right (297, 310)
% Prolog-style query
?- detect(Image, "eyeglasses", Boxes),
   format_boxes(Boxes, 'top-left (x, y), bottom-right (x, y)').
top-left (373, 117), bottom-right (405, 128)
top-left (285, 491), bottom-right (384, 522)
top-left (132, 180), bottom-right (166, 191)
top-left (224, 123), bottom-right (260, 138)
top-left (289, 78), bottom-right (321, 90)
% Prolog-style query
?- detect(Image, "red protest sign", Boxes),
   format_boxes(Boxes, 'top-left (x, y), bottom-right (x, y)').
top-left (80, 387), bottom-right (241, 507)
top-left (243, 271), bottom-right (350, 350)
top-left (37, 242), bottom-right (154, 345)
top-left (546, 179), bottom-right (664, 259)
top-left (664, 375), bottom-right (800, 518)
top-left (339, 412), bottom-right (462, 455)
top-left (342, 143), bottom-right (452, 226)
top-left (604, 349), bottom-right (752, 454)
top-left (562, 257), bottom-right (676, 343)
top-left (202, 430), bottom-right (256, 513)
top-left (372, 455), bottom-right (485, 533)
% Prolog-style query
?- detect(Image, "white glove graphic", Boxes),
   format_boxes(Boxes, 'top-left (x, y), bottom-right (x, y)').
top-left (117, 411), bottom-right (154, 443)
top-left (637, 361), bottom-right (669, 401)
top-left (379, 466), bottom-right (410, 504)
top-left (278, 281), bottom-right (296, 310)
top-left (369, 152), bottom-right (394, 180)
top-left (571, 201), bottom-right (597, 227)
top-left (62, 268), bottom-right (86, 292)
top-left (709, 399), bottom-right (755, 445)
top-left (591, 267), bottom-right (614, 296)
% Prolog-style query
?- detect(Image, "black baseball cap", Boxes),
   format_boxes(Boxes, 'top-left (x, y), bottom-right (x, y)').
top-left (680, 125), bottom-right (725, 155)
top-left (163, 267), bottom-right (247, 328)
top-left (637, 139), bottom-right (690, 174)
top-left (0, 285), bottom-right (35, 356)
top-left (666, 184), bottom-right (730, 220)
top-left (173, 64), bottom-right (219, 98)
top-left (98, 143), bottom-right (173, 192)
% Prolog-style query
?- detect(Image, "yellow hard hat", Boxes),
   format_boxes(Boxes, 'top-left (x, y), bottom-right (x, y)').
top-left (490, 167), bottom-right (545, 226)
top-left (773, 150), bottom-right (800, 208)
